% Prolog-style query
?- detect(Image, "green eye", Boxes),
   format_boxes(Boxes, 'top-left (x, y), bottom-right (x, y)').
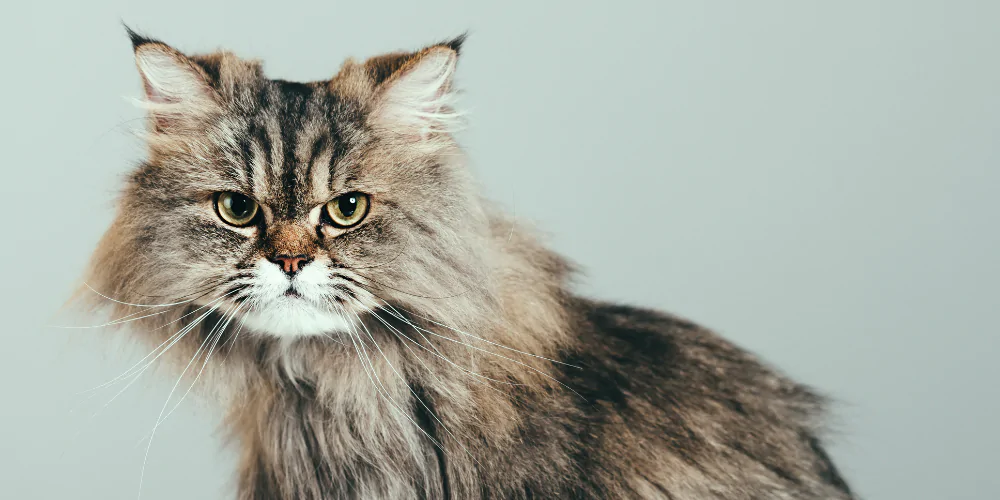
top-left (325, 192), bottom-right (370, 228)
top-left (215, 192), bottom-right (259, 227)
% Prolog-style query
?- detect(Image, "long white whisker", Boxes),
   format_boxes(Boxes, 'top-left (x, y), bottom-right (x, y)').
top-left (78, 292), bottom-right (238, 395)
top-left (325, 325), bottom-right (446, 485)
top-left (55, 307), bottom-right (173, 330)
top-left (334, 307), bottom-right (397, 403)
top-left (335, 307), bottom-right (445, 451)
top-left (148, 299), bottom-right (248, 433)
top-left (369, 309), bottom-right (517, 389)
top-left (149, 289), bottom-right (243, 333)
top-left (220, 295), bottom-right (259, 363)
top-left (353, 311), bottom-right (480, 464)
top-left (86, 302), bottom-right (224, 417)
top-left (367, 310), bottom-right (452, 391)
top-left (379, 305), bottom-right (587, 401)
top-left (360, 293), bottom-right (456, 366)
top-left (137, 305), bottom-right (228, 500)
top-left (64, 302), bottom-right (223, 454)
top-left (83, 282), bottom-right (201, 308)
top-left (380, 305), bottom-right (451, 361)
top-left (390, 304), bottom-right (581, 369)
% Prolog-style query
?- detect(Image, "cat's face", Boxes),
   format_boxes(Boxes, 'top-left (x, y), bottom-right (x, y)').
top-left (93, 33), bottom-right (491, 338)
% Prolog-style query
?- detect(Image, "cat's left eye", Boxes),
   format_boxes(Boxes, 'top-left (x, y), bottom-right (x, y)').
top-left (215, 192), bottom-right (259, 227)
top-left (324, 192), bottom-right (370, 228)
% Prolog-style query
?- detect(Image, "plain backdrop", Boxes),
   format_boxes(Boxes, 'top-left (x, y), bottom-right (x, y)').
top-left (1, 2), bottom-right (997, 499)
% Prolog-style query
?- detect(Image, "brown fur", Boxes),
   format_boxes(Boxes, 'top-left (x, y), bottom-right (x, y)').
top-left (78, 30), bottom-right (854, 499)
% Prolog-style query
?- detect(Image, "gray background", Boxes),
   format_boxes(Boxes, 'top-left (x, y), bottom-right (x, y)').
top-left (1, 1), bottom-right (997, 499)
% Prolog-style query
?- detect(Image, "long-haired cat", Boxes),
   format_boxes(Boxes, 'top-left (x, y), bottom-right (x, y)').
top-left (80, 28), bottom-right (855, 499)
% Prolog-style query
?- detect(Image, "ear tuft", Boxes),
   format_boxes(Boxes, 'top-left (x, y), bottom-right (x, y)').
top-left (134, 45), bottom-right (212, 105)
top-left (127, 34), bottom-right (218, 131)
top-left (122, 23), bottom-right (159, 51)
top-left (371, 43), bottom-right (463, 138)
top-left (441, 32), bottom-right (468, 55)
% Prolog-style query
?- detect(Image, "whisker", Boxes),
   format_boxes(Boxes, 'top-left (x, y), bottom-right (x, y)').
top-left (83, 282), bottom-right (203, 308)
top-left (334, 306), bottom-right (445, 452)
top-left (358, 292), bottom-right (520, 389)
top-left (335, 246), bottom-right (406, 271)
top-left (350, 271), bottom-right (487, 301)
top-left (375, 302), bottom-right (450, 360)
top-left (78, 288), bottom-right (245, 395)
top-left (368, 309), bottom-right (518, 390)
top-left (65, 301), bottom-right (224, 454)
top-left (157, 300), bottom-right (246, 424)
top-left (86, 302), bottom-right (224, 414)
top-left (138, 298), bottom-right (249, 446)
top-left (317, 328), bottom-right (348, 347)
top-left (58, 306), bottom-right (162, 329)
top-left (221, 294), bottom-right (259, 358)
top-left (367, 311), bottom-right (453, 391)
top-left (55, 308), bottom-right (175, 329)
top-left (378, 305), bottom-right (587, 401)
top-left (351, 311), bottom-right (480, 464)
top-left (137, 302), bottom-right (229, 500)
top-left (221, 281), bottom-right (253, 300)
top-left (132, 277), bottom-right (231, 300)
top-left (387, 304), bottom-right (582, 369)
top-left (55, 284), bottom-right (226, 330)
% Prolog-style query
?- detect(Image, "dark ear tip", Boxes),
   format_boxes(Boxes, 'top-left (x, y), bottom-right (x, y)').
top-left (122, 21), bottom-right (160, 51)
top-left (442, 32), bottom-right (468, 55)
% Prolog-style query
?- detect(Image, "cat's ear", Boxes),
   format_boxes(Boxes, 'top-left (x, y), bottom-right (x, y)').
top-left (367, 35), bottom-right (466, 138)
top-left (126, 27), bottom-right (219, 131)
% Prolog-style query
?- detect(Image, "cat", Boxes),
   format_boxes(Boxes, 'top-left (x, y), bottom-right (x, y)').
top-left (79, 27), bottom-right (856, 500)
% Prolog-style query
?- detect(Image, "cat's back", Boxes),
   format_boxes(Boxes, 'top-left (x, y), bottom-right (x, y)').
top-left (552, 299), bottom-right (855, 499)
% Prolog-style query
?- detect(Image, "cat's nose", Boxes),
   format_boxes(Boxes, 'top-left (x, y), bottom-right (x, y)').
top-left (270, 254), bottom-right (312, 276)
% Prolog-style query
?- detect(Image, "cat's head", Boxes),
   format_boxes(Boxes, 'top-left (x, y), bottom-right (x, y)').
top-left (85, 30), bottom-right (500, 338)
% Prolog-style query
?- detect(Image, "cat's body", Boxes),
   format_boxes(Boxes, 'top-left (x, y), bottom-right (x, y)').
top-left (230, 298), bottom-right (852, 500)
top-left (82, 30), bottom-right (854, 499)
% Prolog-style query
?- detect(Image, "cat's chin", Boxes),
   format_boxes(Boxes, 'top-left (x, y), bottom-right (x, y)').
top-left (238, 298), bottom-right (355, 337)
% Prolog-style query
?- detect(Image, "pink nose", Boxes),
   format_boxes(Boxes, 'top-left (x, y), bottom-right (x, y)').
top-left (270, 254), bottom-right (311, 275)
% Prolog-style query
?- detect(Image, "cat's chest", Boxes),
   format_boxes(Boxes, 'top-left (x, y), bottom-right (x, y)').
top-left (247, 386), bottom-right (446, 500)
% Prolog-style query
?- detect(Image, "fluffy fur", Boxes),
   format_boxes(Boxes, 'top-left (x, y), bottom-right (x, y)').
top-left (79, 29), bottom-right (855, 499)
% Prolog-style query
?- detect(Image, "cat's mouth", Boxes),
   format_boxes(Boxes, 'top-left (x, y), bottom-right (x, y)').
top-left (219, 258), bottom-right (363, 336)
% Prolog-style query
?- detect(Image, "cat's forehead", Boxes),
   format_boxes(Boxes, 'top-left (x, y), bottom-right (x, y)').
top-left (223, 78), bottom-right (355, 218)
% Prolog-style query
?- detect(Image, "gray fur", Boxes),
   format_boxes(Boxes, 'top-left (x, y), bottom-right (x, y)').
top-left (80, 33), bottom-right (854, 499)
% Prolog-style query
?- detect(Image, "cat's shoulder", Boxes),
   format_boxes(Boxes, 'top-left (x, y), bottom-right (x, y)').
top-left (568, 298), bottom-right (824, 412)
top-left (574, 299), bottom-right (733, 362)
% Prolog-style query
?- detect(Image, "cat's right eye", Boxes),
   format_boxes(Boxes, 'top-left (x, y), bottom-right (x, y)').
top-left (215, 192), bottom-right (259, 227)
